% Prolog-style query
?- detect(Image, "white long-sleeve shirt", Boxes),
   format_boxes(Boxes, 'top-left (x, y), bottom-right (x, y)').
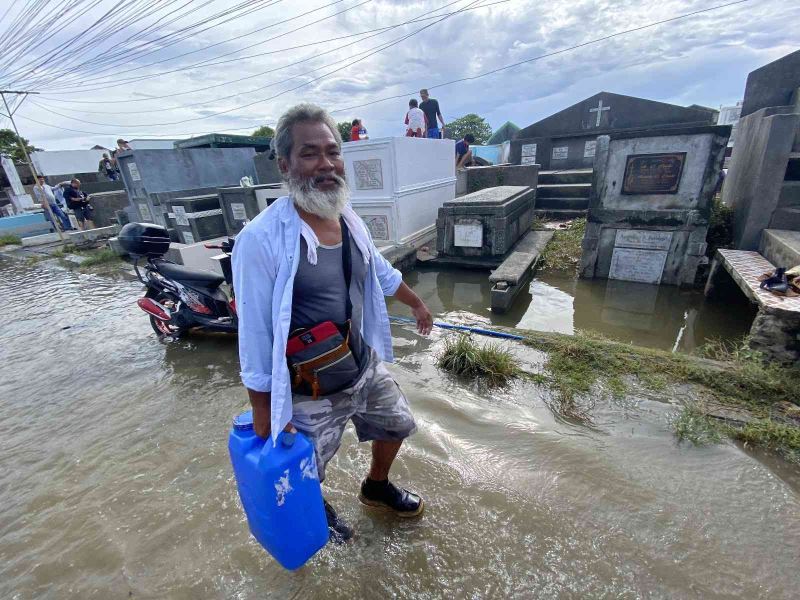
top-left (232, 196), bottom-right (402, 443)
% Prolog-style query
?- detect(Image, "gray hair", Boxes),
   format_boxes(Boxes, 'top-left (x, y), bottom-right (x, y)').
top-left (273, 103), bottom-right (341, 161)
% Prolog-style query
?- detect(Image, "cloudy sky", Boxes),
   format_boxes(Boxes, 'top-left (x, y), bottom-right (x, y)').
top-left (0, 0), bottom-right (797, 150)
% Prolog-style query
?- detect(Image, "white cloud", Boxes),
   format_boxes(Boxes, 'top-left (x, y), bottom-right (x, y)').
top-left (1, 0), bottom-right (797, 150)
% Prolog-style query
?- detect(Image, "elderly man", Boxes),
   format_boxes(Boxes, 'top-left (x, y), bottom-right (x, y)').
top-left (62, 178), bottom-right (95, 230)
top-left (232, 104), bottom-right (433, 543)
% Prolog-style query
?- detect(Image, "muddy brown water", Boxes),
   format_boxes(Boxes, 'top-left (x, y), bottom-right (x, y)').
top-left (1, 258), bottom-right (798, 599)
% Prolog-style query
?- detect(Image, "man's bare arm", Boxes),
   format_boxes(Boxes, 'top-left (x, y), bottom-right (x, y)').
top-left (394, 282), bottom-right (433, 335)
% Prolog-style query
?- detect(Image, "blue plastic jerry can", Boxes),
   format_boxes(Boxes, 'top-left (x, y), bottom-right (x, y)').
top-left (228, 410), bottom-right (328, 570)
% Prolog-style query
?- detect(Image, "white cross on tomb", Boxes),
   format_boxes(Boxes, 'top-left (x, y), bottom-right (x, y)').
top-left (589, 99), bottom-right (610, 127)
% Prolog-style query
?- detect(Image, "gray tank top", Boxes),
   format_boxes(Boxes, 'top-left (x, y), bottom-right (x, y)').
top-left (290, 236), bottom-right (369, 371)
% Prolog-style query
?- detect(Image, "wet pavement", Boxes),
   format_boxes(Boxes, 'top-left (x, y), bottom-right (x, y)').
top-left (1, 258), bottom-right (798, 599)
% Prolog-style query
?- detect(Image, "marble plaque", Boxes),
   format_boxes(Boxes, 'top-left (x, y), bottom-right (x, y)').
top-left (454, 222), bottom-right (483, 247)
top-left (353, 159), bottom-right (383, 190)
top-left (230, 202), bottom-right (247, 221)
top-left (173, 205), bottom-right (189, 226)
top-left (614, 229), bottom-right (672, 251)
top-left (363, 215), bottom-right (389, 241)
top-left (138, 202), bottom-right (152, 222)
top-left (182, 231), bottom-right (195, 245)
top-left (552, 146), bottom-right (569, 160)
top-left (1, 156), bottom-right (25, 195)
top-left (609, 247), bottom-right (668, 284)
top-left (584, 140), bottom-right (596, 158)
top-left (622, 152), bottom-right (686, 194)
top-left (128, 162), bottom-right (142, 181)
top-left (521, 143), bottom-right (537, 163)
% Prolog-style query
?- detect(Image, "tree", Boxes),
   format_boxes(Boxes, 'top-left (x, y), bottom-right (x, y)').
top-left (252, 125), bottom-right (274, 138)
top-left (337, 121), bottom-right (352, 142)
top-left (444, 114), bottom-right (492, 145)
top-left (0, 128), bottom-right (42, 162)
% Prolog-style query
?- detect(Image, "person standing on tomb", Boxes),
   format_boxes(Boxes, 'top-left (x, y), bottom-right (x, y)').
top-left (455, 134), bottom-right (475, 170)
top-left (233, 103), bottom-right (433, 543)
top-left (404, 99), bottom-right (427, 137)
top-left (419, 89), bottom-right (445, 139)
top-left (116, 138), bottom-right (131, 152)
top-left (350, 119), bottom-right (368, 141)
top-left (62, 178), bottom-right (96, 230)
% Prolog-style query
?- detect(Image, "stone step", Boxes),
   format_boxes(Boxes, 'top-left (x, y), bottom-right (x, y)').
top-left (534, 208), bottom-right (587, 220)
top-left (536, 183), bottom-right (592, 198)
top-left (777, 180), bottom-right (800, 208)
top-left (538, 169), bottom-right (593, 185)
top-left (769, 208), bottom-right (800, 233)
top-left (536, 197), bottom-right (590, 210)
top-left (759, 229), bottom-right (800, 267)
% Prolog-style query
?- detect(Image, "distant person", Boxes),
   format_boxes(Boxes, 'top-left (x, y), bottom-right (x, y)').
top-left (419, 89), bottom-right (445, 139)
top-left (98, 153), bottom-right (119, 181)
top-left (62, 178), bottom-right (96, 230)
top-left (350, 119), bottom-right (368, 141)
top-left (116, 138), bottom-right (131, 152)
top-left (455, 134), bottom-right (475, 170)
top-left (33, 175), bottom-right (73, 231)
top-left (404, 99), bottom-right (427, 137)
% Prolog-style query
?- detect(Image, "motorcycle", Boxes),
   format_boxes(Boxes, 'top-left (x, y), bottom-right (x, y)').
top-left (118, 223), bottom-right (237, 339)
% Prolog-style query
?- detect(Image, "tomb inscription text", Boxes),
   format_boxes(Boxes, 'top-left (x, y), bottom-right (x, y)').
top-left (622, 152), bottom-right (686, 195)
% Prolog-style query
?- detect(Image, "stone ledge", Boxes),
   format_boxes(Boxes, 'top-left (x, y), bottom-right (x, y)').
top-left (716, 249), bottom-right (800, 316)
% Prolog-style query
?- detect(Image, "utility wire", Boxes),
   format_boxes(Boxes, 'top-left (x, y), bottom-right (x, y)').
top-left (27, 0), bottom-right (485, 128)
top-left (34, 0), bottom-right (511, 106)
top-left (31, 0), bottom-right (507, 116)
top-left (15, 0), bottom-right (756, 139)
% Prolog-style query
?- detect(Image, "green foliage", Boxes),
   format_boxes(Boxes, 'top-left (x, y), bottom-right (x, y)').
top-left (337, 121), bottom-right (352, 142)
top-left (706, 196), bottom-right (734, 257)
top-left (0, 234), bottom-right (22, 246)
top-left (0, 128), bottom-right (41, 162)
top-left (437, 334), bottom-right (519, 386)
top-left (77, 248), bottom-right (122, 269)
top-left (539, 218), bottom-right (586, 273)
top-left (444, 114), bottom-right (492, 145)
top-left (251, 125), bottom-right (275, 138)
top-left (673, 405), bottom-right (723, 446)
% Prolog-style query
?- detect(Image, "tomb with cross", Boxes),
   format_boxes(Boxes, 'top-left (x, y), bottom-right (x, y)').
top-left (510, 92), bottom-right (718, 171)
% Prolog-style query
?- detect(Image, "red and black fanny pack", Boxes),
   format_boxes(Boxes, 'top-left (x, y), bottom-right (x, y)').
top-left (286, 218), bottom-right (360, 399)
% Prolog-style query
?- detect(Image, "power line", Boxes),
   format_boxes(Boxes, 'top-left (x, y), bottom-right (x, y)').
top-left (31, 0), bottom-right (507, 117)
top-left (16, 0), bottom-right (758, 140)
top-left (34, 0), bottom-right (511, 107)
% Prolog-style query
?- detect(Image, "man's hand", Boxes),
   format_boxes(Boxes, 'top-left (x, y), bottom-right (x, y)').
top-left (248, 389), bottom-right (295, 439)
top-left (411, 301), bottom-right (433, 335)
top-left (394, 282), bottom-right (433, 335)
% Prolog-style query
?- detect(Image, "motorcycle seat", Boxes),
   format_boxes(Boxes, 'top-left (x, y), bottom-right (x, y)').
top-left (155, 261), bottom-right (225, 286)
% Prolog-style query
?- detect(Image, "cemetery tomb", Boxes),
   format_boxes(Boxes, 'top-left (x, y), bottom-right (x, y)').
top-left (510, 91), bottom-right (718, 171)
top-left (436, 185), bottom-right (536, 264)
top-left (343, 136), bottom-right (455, 247)
top-left (457, 164), bottom-right (539, 196)
top-left (165, 194), bottom-right (226, 245)
top-left (218, 184), bottom-right (286, 235)
top-left (580, 125), bottom-right (730, 287)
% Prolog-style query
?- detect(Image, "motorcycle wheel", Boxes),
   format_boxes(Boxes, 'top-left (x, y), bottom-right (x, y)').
top-left (145, 290), bottom-right (186, 340)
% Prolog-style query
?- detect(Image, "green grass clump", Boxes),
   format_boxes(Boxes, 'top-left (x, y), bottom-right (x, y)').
top-left (538, 218), bottom-right (586, 273)
top-left (523, 330), bottom-right (800, 460)
top-left (437, 334), bottom-right (519, 386)
top-left (673, 405), bottom-right (723, 446)
top-left (531, 216), bottom-right (549, 231)
top-left (77, 248), bottom-right (122, 269)
top-left (0, 234), bottom-right (22, 246)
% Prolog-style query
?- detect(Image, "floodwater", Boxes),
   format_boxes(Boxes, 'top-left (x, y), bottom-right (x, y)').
top-left (2, 258), bottom-right (798, 599)
top-left (389, 266), bottom-right (757, 352)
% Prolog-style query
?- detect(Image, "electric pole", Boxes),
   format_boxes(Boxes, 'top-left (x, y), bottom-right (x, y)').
top-left (0, 89), bottom-right (65, 243)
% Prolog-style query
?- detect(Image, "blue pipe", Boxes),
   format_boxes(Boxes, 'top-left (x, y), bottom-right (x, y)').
top-left (389, 315), bottom-right (525, 341)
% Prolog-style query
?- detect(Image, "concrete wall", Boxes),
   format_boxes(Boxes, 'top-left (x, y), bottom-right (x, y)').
top-left (87, 190), bottom-right (129, 227)
top-left (741, 49), bottom-right (800, 117)
top-left (117, 148), bottom-right (257, 200)
top-left (253, 151), bottom-right (282, 184)
top-left (461, 164), bottom-right (539, 195)
top-left (724, 106), bottom-right (799, 250)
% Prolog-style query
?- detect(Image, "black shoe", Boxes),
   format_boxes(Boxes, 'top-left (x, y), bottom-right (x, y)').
top-left (324, 499), bottom-right (354, 544)
top-left (358, 478), bottom-right (424, 518)
top-left (760, 267), bottom-right (789, 293)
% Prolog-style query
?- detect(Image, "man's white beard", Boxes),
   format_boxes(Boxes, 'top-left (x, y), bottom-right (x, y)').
top-left (289, 173), bottom-right (350, 220)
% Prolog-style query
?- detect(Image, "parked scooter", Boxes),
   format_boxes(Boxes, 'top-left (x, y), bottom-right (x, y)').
top-left (118, 223), bottom-right (237, 339)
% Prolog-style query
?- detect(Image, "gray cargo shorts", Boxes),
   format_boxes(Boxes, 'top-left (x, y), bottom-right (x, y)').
top-left (291, 349), bottom-right (416, 482)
